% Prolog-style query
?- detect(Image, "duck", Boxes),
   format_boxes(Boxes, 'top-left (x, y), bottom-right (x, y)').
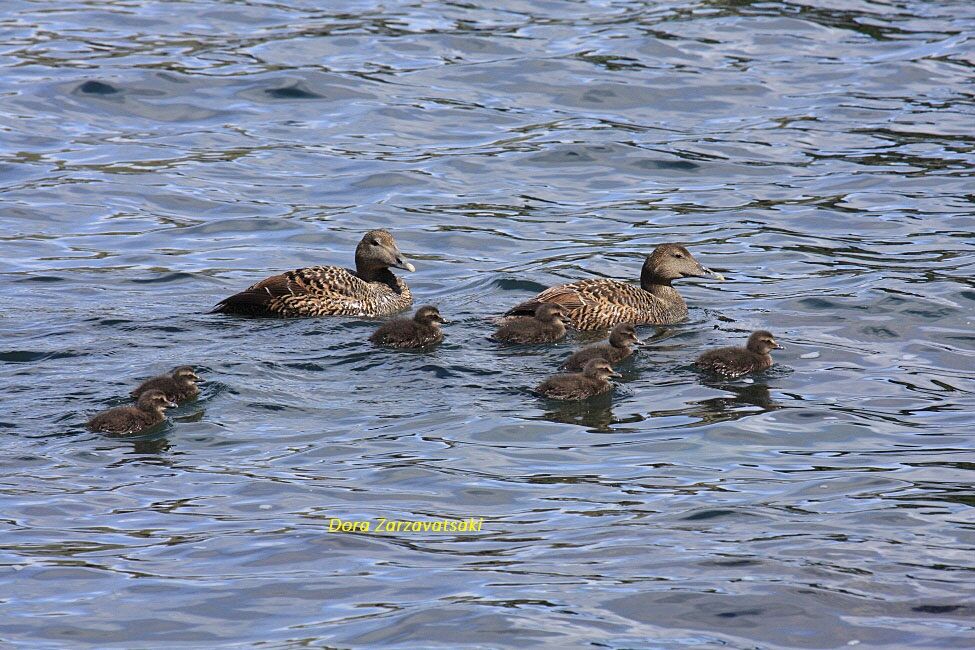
top-left (491, 303), bottom-right (567, 344)
top-left (695, 330), bottom-right (783, 378)
top-left (562, 323), bottom-right (640, 371)
top-left (536, 358), bottom-right (621, 400)
top-left (212, 229), bottom-right (415, 317)
top-left (370, 305), bottom-right (446, 348)
top-left (87, 389), bottom-right (176, 435)
top-left (504, 243), bottom-right (724, 330)
top-left (131, 366), bottom-right (201, 403)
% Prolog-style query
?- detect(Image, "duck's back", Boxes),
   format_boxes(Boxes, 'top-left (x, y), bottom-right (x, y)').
top-left (88, 406), bottom-right (158, 435)
top-left (370, 320), bottom-right (442, 348)
top-left (695, 347), bottom-right (768, 378)
top-left (508, 279), bottom-right (686, 330)
top-left (131, 376), bottom-right (198, 402)
top-left (213, 265), bottom-right (412, 318)
top-left (492, 316), bottom-right (564, 344)
top-left (537, 374), bottom-right (610, 400)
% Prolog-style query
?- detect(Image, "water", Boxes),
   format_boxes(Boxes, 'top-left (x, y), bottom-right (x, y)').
top-left (2, 0), bottom-right (974, 647)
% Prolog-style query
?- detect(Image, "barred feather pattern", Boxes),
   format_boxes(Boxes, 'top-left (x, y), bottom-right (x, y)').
top-left (214, 265), bottom-right (412, 318)
top-left (508, 279), bottom-right (687, 331)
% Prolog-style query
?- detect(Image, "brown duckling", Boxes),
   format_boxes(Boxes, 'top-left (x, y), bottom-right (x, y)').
top-left (212, 229), bottom-right (415, 318)
top-left (131, 365), bottom-right (201, 403)
top-left (505, 243), bottom-right (724, 330)
top-left (87, 389), bottom-right (176, 436)
top-left (370, 305), bottom-right (446, 348)
top-left (562, 323), bottom-right (640, 371)
top-left (491, 303), bottom-right (566, 344)
top-left (695, 330), bottom-right (783, 378)
top-left (536, 358), bottom-right (621, 401)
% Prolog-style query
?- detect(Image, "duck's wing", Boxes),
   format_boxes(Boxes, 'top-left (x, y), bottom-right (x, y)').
top-left (211, 266), bottom-right (365, 317)
top-left (506, 279), bottom-right (653, 315)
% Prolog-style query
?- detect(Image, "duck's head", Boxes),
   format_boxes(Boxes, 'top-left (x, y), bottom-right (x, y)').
top-left (583, 358), bottom-right (621, 380)
top-left (642, 243), bottom-right (724, 285)
top-left (355, 229), bottom-right (415, 273)
top-left (414, 305), bottom-right (446, 326)
top-left (747, 330), bottom-right (783, 355)
top-left (172, 365), bottom-right (200, 386)
top-left (535, 303), bottom-right (567, 324)
top-left (137, 389), bottom-right (177, 413)
top-left (608, 323), bottom-right (640, 348)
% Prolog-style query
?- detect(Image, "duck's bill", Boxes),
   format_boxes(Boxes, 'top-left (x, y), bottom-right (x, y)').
top-left (165, 400), bottom-right (178, 408)
top-left (610, 370), bottom-right (623, 378)
top-left (393, 258), bottom-right (416, 272)
top-left (690, 265), bottom-right (724, 281)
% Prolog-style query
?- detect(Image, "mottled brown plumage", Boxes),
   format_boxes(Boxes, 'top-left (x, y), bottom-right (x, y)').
top-left (695, 330), bottom-right (783, 378)
top-left (370, 305), bottom-right (446, 349)
top-left (212, 229), bottom-right (415, 318)
top-left (536, 359), bottom-right (621, 401)
top-left (562, 323), bottom-right (640, 371)
top-left (491, 303), bottom-right (566, 344)
top-left (87, 389), bottom-right (176, 436)
top-left (505, 243), bottom-right (724, 330)
top-left (131, 366), bottom-right (201, 403)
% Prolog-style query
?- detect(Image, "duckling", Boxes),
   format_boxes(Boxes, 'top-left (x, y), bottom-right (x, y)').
top-left (370, 305), bottom-right (446, 348)
top-left (212, 229), bottom-right (415, 318)
top-left (505, 243), bottom-right (724, 330)
top-left (491, 303), bottom-right (566, 344)
top-left (562, 323), bottom-right (640, 371)
top-left (695, 330), bottom-right (783, 378)
top-left (131, 366), bottom-right (201, 403)
top-left (536, 359), bottom-right (621, 401)
top-left (87, 389), bottom-right (176, 436)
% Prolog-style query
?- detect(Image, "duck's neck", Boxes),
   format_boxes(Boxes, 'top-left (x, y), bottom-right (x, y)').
top-left (357, 264), bottom-right (402, 293)
top-left (752, 351), bottom-right (773, 369)
top-left (641, 274), bottom-right (681, 303)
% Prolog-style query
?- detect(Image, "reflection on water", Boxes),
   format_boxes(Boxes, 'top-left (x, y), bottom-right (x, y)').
top-left (666, 381), bottom-right (783, 425)
top-left (1, 0), bottom-right (974, 647)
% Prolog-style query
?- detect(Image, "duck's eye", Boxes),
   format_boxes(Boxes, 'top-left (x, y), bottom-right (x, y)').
top-left (673, 252), bottom-right (684, 258)
top-left (371, 239), bottom-right (380, 246)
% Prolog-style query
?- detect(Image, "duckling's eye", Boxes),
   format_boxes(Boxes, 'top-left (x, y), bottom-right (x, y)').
top-left (371, 239), bottom-right (380, 246)
top-left (673, 252), bottom-right (684, 258)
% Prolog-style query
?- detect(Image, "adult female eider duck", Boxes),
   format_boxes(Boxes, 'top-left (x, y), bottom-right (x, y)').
top-left (212, 229), bottom-right (415, 318)
top-left (562, 323), bottom-right (640, 371)
top-left (370, 305), bottom-right (446, 348)
top-left (491, 303), bottom-right (567, 344)
top-left (695, 330), bottom-right (783, 378)
top-left (504, 243), bottom-right (724, 330)
top-left (87, 389), bottom-right (176, 435)
top-left (131, 366), bottom-right (201, 403)
top-left (536, 359), bottom-right (620, 401)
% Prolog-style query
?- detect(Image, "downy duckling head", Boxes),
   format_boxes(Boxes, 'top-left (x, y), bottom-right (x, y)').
top-left (535, 303), bottom-right (567, 324)
top-left (608, 323), bottom-right (640, 348)
top-left (172, 365), bottom-right (200, 387)
top-left (747, 330), bottom-right (783, 355)
top-left (137, 389), bottom-right (177, 414)
top-left (413, 305), bottom-right (447, 327)
top-left (583, 358), bottom-right (621, 381)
